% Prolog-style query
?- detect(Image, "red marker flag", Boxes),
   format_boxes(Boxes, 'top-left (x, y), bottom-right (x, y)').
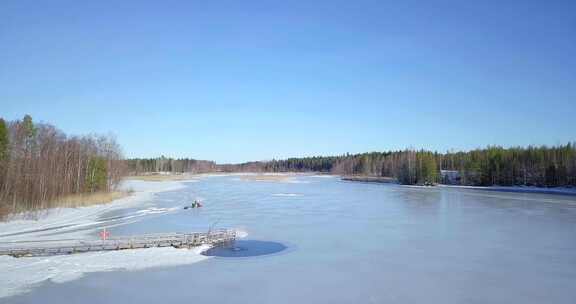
top-left (99, 228), bottom-right (110, 240)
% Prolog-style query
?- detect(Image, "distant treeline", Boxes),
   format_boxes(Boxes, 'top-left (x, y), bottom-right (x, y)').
top-left (219, 145), bottom-right (576, 187)
top-left (0, 115), bottom-right (126, 216)
top-left (126, 157), bottom-right (216, 174)
top-left (127, 143), bottom-right (576, 187)
top-left (127, 144), bottom-right (576, 187)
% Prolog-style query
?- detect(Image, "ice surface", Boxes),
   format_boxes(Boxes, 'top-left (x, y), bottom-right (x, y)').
top-left (5, 175), bottom-right (576, 304)
top-left (0, 245), bottom-right (210, 298)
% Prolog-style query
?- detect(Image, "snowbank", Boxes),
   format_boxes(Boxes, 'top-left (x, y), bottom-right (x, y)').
top-left (0, 245), bottom-right (211, 299)
top-left (0, 180), bottom-right (184, 243)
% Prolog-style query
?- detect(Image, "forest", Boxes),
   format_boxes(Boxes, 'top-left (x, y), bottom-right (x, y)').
top-left (126, 157), bottom-right (216, 174)
top-left (126, 144), bottom-right (576, 187)
top-left (0, 115), bottom-right (125, 216)
top-left (216, 145), bottom-right (576, 187)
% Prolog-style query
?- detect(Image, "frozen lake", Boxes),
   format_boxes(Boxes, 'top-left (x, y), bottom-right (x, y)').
top-left (5, 174), bottom-right (576, 303)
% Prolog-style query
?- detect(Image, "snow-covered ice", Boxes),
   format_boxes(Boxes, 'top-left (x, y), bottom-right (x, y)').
top-left (0, 245), bottom-right (211, 299)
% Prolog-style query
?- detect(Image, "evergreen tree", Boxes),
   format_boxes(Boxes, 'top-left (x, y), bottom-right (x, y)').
top-left (420, 153), bottom-right (438, 184)
top-left (85, 157), bottom-right (108, 192)
top-left (0, 118), bottom-right (8, 165)
top-left (22, 114), bottom-right (36, 147)
top-left (0, 118), bottom-right (9, 195)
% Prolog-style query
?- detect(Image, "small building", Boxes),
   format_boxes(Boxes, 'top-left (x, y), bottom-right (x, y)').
top-left (440, 170), bottom-right (461, 185)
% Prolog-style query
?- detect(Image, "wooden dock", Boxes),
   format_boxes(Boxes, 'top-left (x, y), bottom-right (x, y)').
top-left (0, 229), bottom-right (236, 258)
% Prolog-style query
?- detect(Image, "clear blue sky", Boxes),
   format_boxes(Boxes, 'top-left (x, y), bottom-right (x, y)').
top-left (1, 0), bottom-right (575, 163)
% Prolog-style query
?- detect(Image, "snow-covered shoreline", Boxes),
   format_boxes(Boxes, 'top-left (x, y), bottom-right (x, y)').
top-left (0, 179), bottom-right (217, 299)
top-left (0, 179), bottom-right (188, 242)
top-left (341, 176), bottom-right (576, 196)
top-left (437, 184), bottom-right (576, 196)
